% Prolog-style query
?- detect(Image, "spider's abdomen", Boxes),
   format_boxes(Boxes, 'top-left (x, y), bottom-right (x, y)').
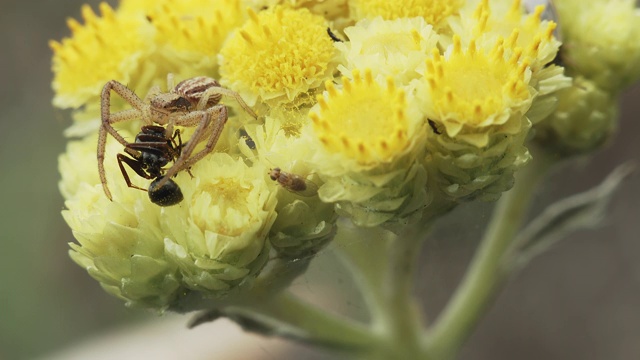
top-left (174, 76), bottom-right (222, 108)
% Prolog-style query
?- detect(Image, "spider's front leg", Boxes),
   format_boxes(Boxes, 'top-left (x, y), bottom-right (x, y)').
top-left (197, 86), bottom-right (258, 120)
top-left (98, 80), bottom-right (146, 201)
top-left (155, 105), bottom-right (228, 189)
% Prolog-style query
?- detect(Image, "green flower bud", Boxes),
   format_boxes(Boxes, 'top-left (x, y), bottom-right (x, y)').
top-left (556, 0), bottom-right (640, 92)
top-left (426, 129), bottom-right (531, 203)
top-left (535, 76), bottom-right (618, 155)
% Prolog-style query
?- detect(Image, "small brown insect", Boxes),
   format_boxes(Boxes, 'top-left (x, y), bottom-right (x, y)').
top-left (269, 167), bottom-right (318, 197)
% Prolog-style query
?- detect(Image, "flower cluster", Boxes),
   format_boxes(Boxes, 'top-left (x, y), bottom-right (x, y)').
top-left (52, 0), bottom-right (639, 309)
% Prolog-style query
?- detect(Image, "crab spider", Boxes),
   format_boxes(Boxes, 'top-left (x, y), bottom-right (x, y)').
top-left (97, 74), bottom-right (257, 203)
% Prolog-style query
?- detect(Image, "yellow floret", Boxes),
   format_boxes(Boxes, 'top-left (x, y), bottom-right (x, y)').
top-left (49, 2), bottom-right (153, 109)
top-left (424, 35), bottom-right (533, 146)
top-left (147, 0), bottom-right (246, 76)
top-left (219, 6), bottom-right (336, 106)
top-left (310, 69), bottom-right (416, 165)
top-left (336, 17), bottom-right (439, 84)
top-left (244, 0), bottom-right (349, 21)
top-left (450, 0), bottom-right (561, 69)
top-left (349, 0), bottom-right (463, 27)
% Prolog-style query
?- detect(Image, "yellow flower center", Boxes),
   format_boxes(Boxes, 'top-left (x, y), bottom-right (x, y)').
top-left (219, 6), bottom-right (335, 103)
top-left (425, 35), bottom-right (530, 128)
top-left (193, 179), bottom-right (253, 237)
top-left (310, 69), bottom-right (410, 165)
top-left (350, 0), bottom-right (463, 25)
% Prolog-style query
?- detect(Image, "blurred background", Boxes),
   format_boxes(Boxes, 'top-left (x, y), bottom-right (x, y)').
top-left (0, 1), bottom-right (638, 359)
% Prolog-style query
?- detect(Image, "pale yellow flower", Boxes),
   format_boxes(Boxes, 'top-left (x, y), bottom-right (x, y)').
top-left (336, 17), bottom-right (439, 85)
top-left (244, 0), bottom-right (350, 22)
top-left (146, 0), bottom-right (247, 79)
top-left (349, 0), bottom-right (464, 28)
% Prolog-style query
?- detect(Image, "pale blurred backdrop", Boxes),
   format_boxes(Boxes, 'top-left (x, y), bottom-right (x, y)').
top-left (0, 1), bottom-right (638, 359)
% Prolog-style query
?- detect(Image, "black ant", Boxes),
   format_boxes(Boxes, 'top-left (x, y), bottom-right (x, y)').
top-left (428, 119), bottom-right (442, 135)
top-left (116, 125), bottom-right (185, 206)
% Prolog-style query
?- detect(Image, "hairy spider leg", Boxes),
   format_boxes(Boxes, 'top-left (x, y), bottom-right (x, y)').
top-left (166, 73), bottom-right (175, 90)
top-left (99, 80), bottom-right (148, 200)
top-left (197, 86), bottom-right (258, 119)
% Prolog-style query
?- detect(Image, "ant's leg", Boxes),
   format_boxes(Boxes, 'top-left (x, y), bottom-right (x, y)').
top-left (197, 87), bottom-right (257, 120)
top-left (171, 129), bottom-right (183, 159)
top-left (155, 108), bottom-right (220, 188)
top-left (178, 106), bottom-right (228, 170)
top-left (117, 154), bottom-right (152, 192)
top-left (170, 129), bottom-right (194, 177)
top-left (172, 129), bottom-right (195, 178)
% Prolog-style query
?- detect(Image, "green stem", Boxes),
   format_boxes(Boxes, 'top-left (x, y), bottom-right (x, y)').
top-left (383, 223), bottom-right (430, 356)
top-left (334, 221), bottom-right (431, 358)
top-left (424, 153), bottom-right (554, 359)
top-left (240, 292), bottom-right (380, 350)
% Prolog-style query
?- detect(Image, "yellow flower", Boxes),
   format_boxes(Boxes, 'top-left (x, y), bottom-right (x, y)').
top-left (424, 35), bottom-right (533, 147)
top-left (450, 1), bottom-right (560, 68)
top-left (309, 69), bottom-right (429, 226)
top-left (336, 17), bottom-right (439, 85)
top-left (349, 0), bottom-right (463, 28)
top-left (219, 6), bottom-right (336, 106)
top-left (446, 0), bottom-right (569, 124)
top-left (421, 23), bottom-right (538, 203)
top-left (311, 69), bottom-right (422, 168)
top-left (146, 0), bottom-right (247, 79)
top-left (244, 0), bottom-right (350, 22)
top-left (50, 2), bottom-right (154, 109)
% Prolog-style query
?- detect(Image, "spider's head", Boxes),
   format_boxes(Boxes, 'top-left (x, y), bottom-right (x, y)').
top-left (150, 93), bottom-right (191, 114)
